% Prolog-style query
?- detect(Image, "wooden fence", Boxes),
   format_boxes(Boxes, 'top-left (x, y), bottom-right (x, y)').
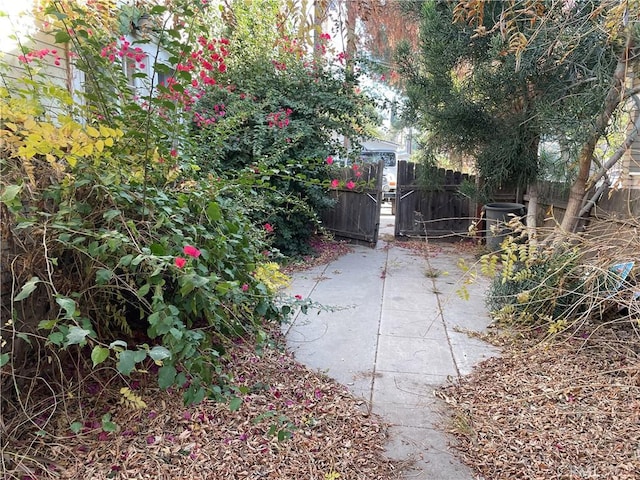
top-left (320, 161), bottom-right (383, 246)
top-left (395, 163), bottom-right (475, 237)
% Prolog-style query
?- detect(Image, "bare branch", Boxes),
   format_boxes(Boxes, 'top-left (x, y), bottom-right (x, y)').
top-left (588, 93), bottom-right (640, 189)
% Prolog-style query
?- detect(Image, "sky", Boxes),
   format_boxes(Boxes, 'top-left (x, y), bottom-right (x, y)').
top-left (0, 0), bottom-right (37, 52)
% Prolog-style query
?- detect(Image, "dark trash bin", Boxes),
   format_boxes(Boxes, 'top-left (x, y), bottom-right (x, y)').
top-left (483, 202), bottom-right (526, 251)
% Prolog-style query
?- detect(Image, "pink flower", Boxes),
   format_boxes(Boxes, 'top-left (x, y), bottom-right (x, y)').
top-left (326, 156), bottom-right (334, 165)
top-left (295, 294), bottom-right (302, 300)
top-left (183, 245), bottom-right (201, 258)
top-left (346, 180), bottom-right (355, 190)
top-left (174, 257), bottom-right (187, 268)
top-left (330, 179), bottom-right (340, 189)
top-left (170, 149), bottom-right (178, 157)
top-left (264, 223), bottom-right (274, 233)
top-left (355, 171), bottom-right (362, 177)
top-left (242, 284), bottom-right (249, 292)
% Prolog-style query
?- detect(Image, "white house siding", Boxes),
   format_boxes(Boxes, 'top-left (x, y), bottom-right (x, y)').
top-left (623, 69), bottom-right (640, 189)
top-left (1, 5), bottom-right (73, 93)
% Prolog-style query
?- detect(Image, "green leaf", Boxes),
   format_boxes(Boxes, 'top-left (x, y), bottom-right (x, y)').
top-left (149, 242), bottom-right (166, 255)
top-left (109, 339), bottom-right (128, 350)
top-left (133, 349), bottom-right (147, 363)
top-left (206, 201), bottom-right (222, 222)
top-left (95, 269), bottom-right (113, 285)
top-left (116, 350), bottom-right (138, 375)
top-left (0, 184), bottom-right (21, 204)
top-left (38, 319), bottom-right (57, 330)
top-left (228, 396), bottom-right (243, 412)
top-left (54, 31), bottom-right (72, 43)
top-left (14, 277), bottom-right (40, 302)
top-left (0, 353), bottom-right (9, 367)
top-left (48, 332), bottom-right (64, 346)
top-left (119, 254), bottom-right (133, 267)
top-left (148, 345), bottom-right (172, 362)
top-left (65, 326), bottom-right (92, 347)
top-left (137, 283), bottom-right (150, 297)
top-left (101, 413), bottom-right (118, 433)
top-left (56, 296), bottom-right (77, 319)
top-left (91, 346), bottom-right (110, 367)
top-left (70, 421), bottom-right (83, 434)
top-left (158, 364), bottom-right (177, 389)
top-left (102, 209), bottom-right (121, 222)
top-left (179, 274), bottom-right (210, 296)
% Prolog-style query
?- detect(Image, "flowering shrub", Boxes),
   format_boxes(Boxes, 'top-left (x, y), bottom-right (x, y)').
top-left (188, 0), bottom-right (379, 256)
top-left (1, 0), bottom-right (340, 409)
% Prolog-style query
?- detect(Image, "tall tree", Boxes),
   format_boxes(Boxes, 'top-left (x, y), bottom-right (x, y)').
top-left (443, 0), bottom-right (640, 237)
top-left (398, 0), bottom-right (618, 208)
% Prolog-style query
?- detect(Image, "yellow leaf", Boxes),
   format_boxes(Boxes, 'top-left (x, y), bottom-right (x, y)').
top-left (79, 143), bottom-right (94, 156)
top-left (95, 139), bottom-right (104, 152)
top-left (23, 118), bottom-right (37, 130)
top-left (104, 137), bottom-right (114, 147)
top-left (86, 126), bottom-right (100, 138)
top-left (18, 145), bottom-right (37, 159)
top-left (4, 122), bottom-right (18, 132)
top-left (99, 125), bottom-right (110, 137)
top-left (67, 156), bottom-right (77, 168)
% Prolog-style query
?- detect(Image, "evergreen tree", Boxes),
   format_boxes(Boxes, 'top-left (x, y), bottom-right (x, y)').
top-left (396, 0), bottom-right (621, 203)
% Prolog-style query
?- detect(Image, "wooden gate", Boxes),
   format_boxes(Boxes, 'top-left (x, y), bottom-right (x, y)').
top-left (321, 161), bottom-right (383, 247)
top-left (395, 162), bottom-right (475, 238)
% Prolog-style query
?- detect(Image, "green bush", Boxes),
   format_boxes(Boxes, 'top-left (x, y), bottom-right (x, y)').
top-left (0, 0), bottom-right (313, 405)
top-left (189, 1), bottom-right (379, 257)
top-left (485, 240), bottom-right (585, 327)
top-left (481, 228), bottom-right (639, 335)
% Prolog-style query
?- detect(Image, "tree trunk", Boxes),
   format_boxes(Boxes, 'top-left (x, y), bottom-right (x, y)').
top-left (557, 35), bottom-right (634, 237)
top-left (526, 181), bottom-right (539, 245)
top-left (345, 0), bottom-right (357, 83)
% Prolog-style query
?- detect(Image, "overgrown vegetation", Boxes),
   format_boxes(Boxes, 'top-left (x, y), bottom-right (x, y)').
top-left (0, 0), bottom-right (379, 475)
top-left (463, 217), bottom-right (640, 338)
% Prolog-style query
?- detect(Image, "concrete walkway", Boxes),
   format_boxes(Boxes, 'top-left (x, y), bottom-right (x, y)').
top-left (283, 210), bottom-right (498, 479)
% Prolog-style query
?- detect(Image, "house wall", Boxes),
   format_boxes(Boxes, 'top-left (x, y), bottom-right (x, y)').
top-left (622, 67), bottom-right (640, 189)
top-left (2, 17), bottom-right (74, 95)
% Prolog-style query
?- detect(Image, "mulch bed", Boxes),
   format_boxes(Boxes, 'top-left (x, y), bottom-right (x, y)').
top-left (7, 333), bottom-right (398, 479)
top-left (282, 236), bottom-right (353, 274)
top-left (439, 324), bottom-right (640, 479)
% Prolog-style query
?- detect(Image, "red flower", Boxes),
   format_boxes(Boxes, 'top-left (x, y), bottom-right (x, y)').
top-left (346, 180), bottom-right (355, 190)
top-left (295, 294), bottom-right (302, 300)
top-left (264, 223), bottom-right (274, 233)
top-left (183, 245), bottom-right (201, 258)
top-left (175, 257), bottom-right (187, 268)
top-left (170, 149), bottom-right (178, 157)
top-left (326, 156), bottom-right (334, 165)
top-left (330, 179), bottom-right (340, 189)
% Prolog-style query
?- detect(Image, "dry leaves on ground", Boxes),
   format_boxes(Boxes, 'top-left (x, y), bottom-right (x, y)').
top-left (394, 238), bottom-right (481, 258)
top-left (282, 236), bottom-right (353, 274)
top-left (439, 324), bottom-right (640, 480)
top-left (7, 334), bottom-right (398, 480)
